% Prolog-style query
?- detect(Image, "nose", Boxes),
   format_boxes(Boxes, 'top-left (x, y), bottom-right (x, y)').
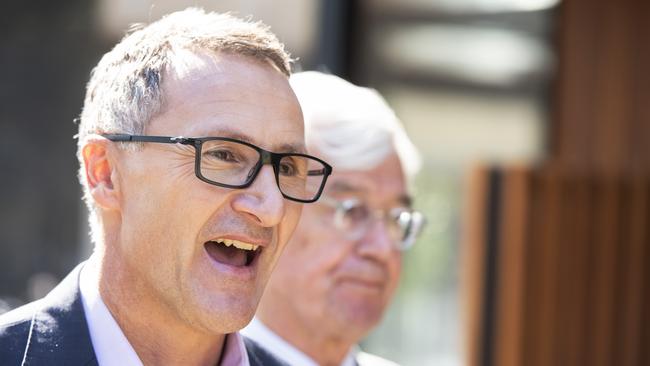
top-left (356, 219), bottom-right (396, 260)
top-left (231, 165), bottom-right (286, 227)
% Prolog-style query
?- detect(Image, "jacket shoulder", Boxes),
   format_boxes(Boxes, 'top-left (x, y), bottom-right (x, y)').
top-left (357, 351), bottom-right (401, 366)
top-left (0, 300), bottom-right (42, 328)
top-left (0, 300), bottom-right (42, 365)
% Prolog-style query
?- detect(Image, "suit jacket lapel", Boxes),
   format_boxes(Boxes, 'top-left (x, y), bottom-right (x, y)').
top-left (22, 263), bottom-right (97, 366)
top-left (244, 337), bottom-right (290, 366)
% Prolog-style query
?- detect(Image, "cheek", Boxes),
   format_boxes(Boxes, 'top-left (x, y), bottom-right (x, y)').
top-left (300, 240), bottom-right (352, 295)
top-left (276, 208), bottom-right (353, 288)
top-left (385, 256), bottom-right (403, 296)
top-left (120, 191), bottom-right (190, 274)
top-left (281, 229), bottom-right (345, 284)
top-left (278, 203), bottom-right (303, 244)
top-left (123, 176), bottom-right (186, 232)
top-left (119, 170), bottom-right (214, 265)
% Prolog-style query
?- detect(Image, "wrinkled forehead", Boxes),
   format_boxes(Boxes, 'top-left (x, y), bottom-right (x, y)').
top-left (326, 154), bottom-right (410, 207)
top-left (154, 49), bottom-right (305, 153)
top-left (165, 47), bottom-right (280, 83)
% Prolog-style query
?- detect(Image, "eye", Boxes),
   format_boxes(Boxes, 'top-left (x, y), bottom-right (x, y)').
top-left (391, 208), bottom-right (412, 228)
top-left (343, 203), bottom-right (370, 223)
top-left (205, 149), bottom-right (238, 162)
top-left (279, 161), bottom-right (297, 176)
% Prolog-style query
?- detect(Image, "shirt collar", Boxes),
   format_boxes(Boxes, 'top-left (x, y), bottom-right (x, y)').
top-left (242, 317), bottom-right (358, 366)
top-left (79, 261), bottom-right (249, 366)
top-left (79, 261), bottom-right (142, 366)
top-left (221, 331), bottom-right (250, 366)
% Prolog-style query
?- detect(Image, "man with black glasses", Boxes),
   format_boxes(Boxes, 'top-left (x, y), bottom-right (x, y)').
top-left (243, 71), bottom-right (425, 366)
top-left (0, 9), bottom-right (330, 366)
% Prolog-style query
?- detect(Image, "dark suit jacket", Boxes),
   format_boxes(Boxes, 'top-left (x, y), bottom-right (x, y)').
top-left (0, 264), bottom-right (287, 366)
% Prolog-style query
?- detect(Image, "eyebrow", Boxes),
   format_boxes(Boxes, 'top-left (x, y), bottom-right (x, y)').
top-left (329, 181), bottom-right (413, 207)
top-left (329, 181), bottom-right (362, 194)
top-left (198, 128), bottom-right (306, 154)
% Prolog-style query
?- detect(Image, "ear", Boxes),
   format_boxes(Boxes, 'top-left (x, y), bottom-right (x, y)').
top-left (81, 137), bottom-right (120, 211)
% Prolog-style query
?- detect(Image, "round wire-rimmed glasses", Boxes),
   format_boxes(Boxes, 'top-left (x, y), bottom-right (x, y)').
top-left (102, 134), bottom-right (333, 203)
top-left (319, 196), bottom-right (426, 250)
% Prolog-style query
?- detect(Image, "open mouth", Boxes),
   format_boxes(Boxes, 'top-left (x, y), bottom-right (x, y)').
top-left (204, 238), bottom-right (261, 267)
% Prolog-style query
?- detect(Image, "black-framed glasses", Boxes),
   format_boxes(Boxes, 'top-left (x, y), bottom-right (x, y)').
top-left (102, 134), bottom-right (333, 203)
top-left (319, 196), bottom-right (426, 250)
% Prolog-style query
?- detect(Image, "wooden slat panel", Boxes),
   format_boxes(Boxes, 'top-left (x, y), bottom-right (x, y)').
top-left (522, 168), bottom-right (561, 366)
top-left (463, 169), bottom-right (650, 366)
top-left (591, 0), bottom-right (633, 175)
top-left (620, 0), bottom-right (650, 176)
top-left (462, 166), bottom-right (491, 366)
top-left (553, 0), bottom-right (598, 168)
top-left (639, 184), bottom-right (650, 366)
top-left (587, 179), bottom-right (621, 366)
top-left (493, 167), bottom-right (529, 366)
top-left (615, 177), bottom-right (647, 366)
top-left (555, 0), bottom-right (649, 175)
top-left (554, 173), bottom-right (592, 366)
top-left (463, 0), bottom-right (650, 364)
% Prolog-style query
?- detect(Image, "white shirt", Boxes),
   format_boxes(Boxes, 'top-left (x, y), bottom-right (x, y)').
top-left (241, 317), bottom-right (358, 366)
top-left (79, 262), bottom-right (250, 366)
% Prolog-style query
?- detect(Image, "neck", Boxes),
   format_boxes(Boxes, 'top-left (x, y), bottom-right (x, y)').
top-left (88, 252), bottom-right (226, 365)
top-left (257, 306), bottom-right (352, 366)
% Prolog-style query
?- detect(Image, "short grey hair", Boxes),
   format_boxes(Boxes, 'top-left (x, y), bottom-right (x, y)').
top-left (77, 8), bottom-right (292, 242)
top-left (78, 7), bottom-right (291, 142)
top-left (289, 71), bottom-right (421, 184)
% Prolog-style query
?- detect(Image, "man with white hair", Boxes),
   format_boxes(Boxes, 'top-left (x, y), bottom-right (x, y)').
top-left (243, 71), bottom-right (425, 366)
top-left (0, 9), bottom-right (333, 365)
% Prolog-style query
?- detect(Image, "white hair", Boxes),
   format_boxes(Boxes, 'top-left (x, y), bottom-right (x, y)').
top-left (289, 71), bottom-right (421, 182)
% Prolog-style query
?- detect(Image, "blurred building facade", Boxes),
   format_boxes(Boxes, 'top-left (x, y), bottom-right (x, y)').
top-left (463, 0), bottom-right (650, 365)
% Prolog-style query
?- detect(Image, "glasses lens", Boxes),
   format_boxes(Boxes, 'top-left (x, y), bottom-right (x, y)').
top-left (199, 139), bottom-right (260, 186)
top-left (328, 198), bottom-right (425, 250)
top-left (335, 200), bottom-right (401, 244)
top-left (277, 155), bottom-right (328, 201)
top-left (334, 199), bottom-right (370, 239)
top-left (395, 210), bottom-right (426, 250)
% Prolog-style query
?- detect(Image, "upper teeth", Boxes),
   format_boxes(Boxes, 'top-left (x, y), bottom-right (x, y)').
top-left (215, 239), bottom-right (259, 251)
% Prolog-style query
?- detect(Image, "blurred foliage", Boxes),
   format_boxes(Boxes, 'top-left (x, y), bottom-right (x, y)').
top-left (362, 164), bottom-right (463, 365)
top-left (401, 165), bottom-right (461, 294)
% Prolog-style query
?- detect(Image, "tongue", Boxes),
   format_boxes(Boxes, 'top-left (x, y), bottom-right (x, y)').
top-left (205, 242), bottom-right (248, 267)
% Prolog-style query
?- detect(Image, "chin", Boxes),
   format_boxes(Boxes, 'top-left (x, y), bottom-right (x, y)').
top-left (328, 311), bottom-right (381, 342)
top-left (184, 290), bottom-right (260, 334)
top-left (191, 303), bottom-right (256, 334)
top-left (342, 299), bottom-right (386, 328)
top-left (210, 313), bottom-right (255, 334)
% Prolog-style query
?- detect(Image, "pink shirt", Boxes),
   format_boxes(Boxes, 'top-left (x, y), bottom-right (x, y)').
top-left (220, 331), bottom-right (250, 366)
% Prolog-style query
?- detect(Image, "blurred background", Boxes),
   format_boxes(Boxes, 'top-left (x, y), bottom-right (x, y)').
top-left (1, 1), bottom-right (648, 365)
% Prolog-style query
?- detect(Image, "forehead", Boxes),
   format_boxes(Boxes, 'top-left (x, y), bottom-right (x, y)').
top-left (326, 153), bottom-right (409, 206)
top-left (150, 50), bottom-right (305, 152)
